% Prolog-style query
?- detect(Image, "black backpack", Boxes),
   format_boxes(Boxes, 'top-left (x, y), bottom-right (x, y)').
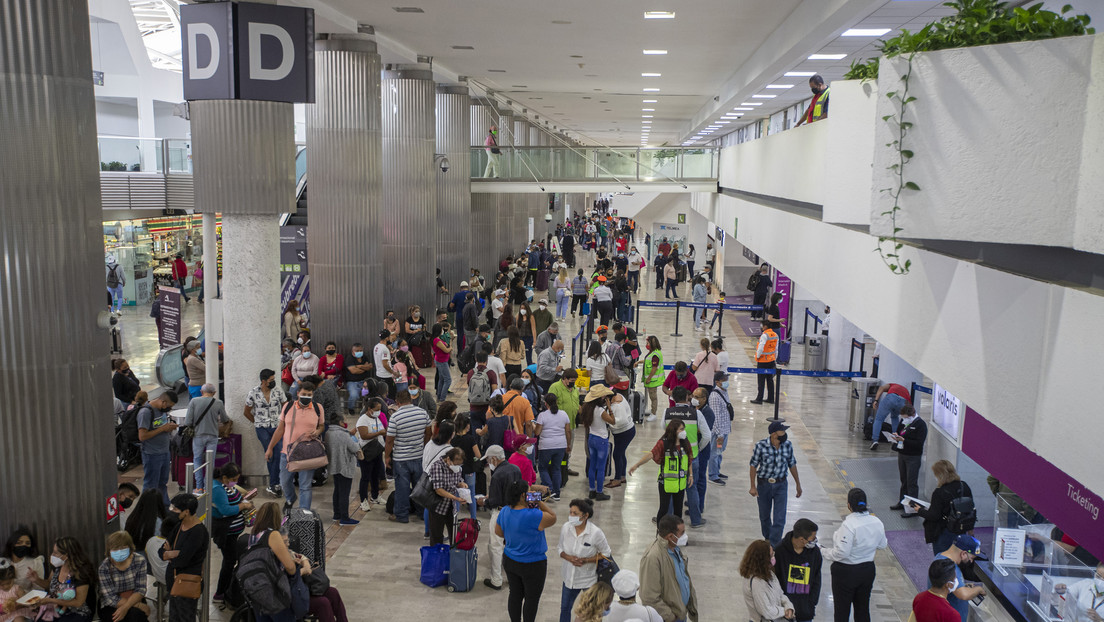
top-left (747, 272), bottom-right (761, 292)
top-left (235, 530), bottom-right (291, 615)
top-left (946, 482), bottom-right (977, 533)
top-left (458, 339), bottom-right (479, 374)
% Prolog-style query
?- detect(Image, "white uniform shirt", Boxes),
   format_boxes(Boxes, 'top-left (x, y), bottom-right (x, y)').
top-left (1064, 577), bottom-right (1104, 622)
top-left (821, 511), bottom-right (888, 565)
top-left (373, 343), bottom-right (392, 378)
top-left (558, 521), bottom-right (612, 589)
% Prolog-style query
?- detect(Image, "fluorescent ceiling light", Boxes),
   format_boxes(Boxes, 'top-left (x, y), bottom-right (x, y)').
top-left (740, 102), bottom-right (763, 106)
top-left (752, 94), bottom-right (776, 99)
top-left (842, 28), bottom-right (891, 37)
top-left (643, 49), bottom-right (668, 55)
top-left (643, 99), bottom-right (657, 103)
top-left (642, 120), bottom-right (652, 124)
top-left (808, 53), bottom-right (847, 60)
top-left (733, 107), bottom-right (753, 111)
top-left (642, 108), bottom-right (655, 111)
top-left (644, 11), bottom-right (675, 19)
top-left (641, 73), bottom-right (662, 77)
top-left (641, 115), bottom-right (653, 118)
top-left (785, 71), bottom-right (816, 77)
top-left (765, 84), bottom-right (794, 89)
top-left (715, 121), bottom-right (730, 124)
top-left (642, 88), bottom-right (660, 92)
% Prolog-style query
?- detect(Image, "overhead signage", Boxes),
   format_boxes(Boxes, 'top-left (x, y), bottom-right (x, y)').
top-left (743, 245), bottom-right (759, 265)
top-left (158, 286), bottom-right (182, 346)
top-left (280, 225), bottom-right (307, 274)
top-left (932, 383), bottom-right (961, 441)
top-left (181, 2), bottom-right (315, 103)
top-left (93, 71), bottom-right (104, 86)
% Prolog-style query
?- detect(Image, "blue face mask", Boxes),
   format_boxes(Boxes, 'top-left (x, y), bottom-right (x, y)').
top-left (110, 549), bottom-right (130, 563)
top-left (721, 381), bottom-right (730, 389)
top-left (522, 378), bottom-right (530, 386)
top-left (409, 388), bottom-right (419, 397)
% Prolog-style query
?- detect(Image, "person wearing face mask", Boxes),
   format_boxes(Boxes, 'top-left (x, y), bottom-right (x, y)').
top-left (244, 369), bottom-right (288, 497)
top-left (28, 536), bottom-right (95, 622)
top-left (888, 404), bottom-right (928, 515)
top-left (283, 299), bottom-right (303, 339)
top-left (507, 435), bottom-right (540, 487)
top-left (661, 362), bottom-right (698, 409)
top-left (184, 383), bottom-right (230, 494)
top-left (772, 519), bottom-right (822, 622)
top-left (662, 387), bottom-right (711, 528)
top-left (607, 569), bottom-right (663, 622)
top-left (820, 489), bottom-right (888, 622)
top-left (325, 415), bottom-right (366, 526)
top-left (1054, 562), bottom-right (1104, 622)
top-left (289, 342), bottom-right (318, 399)
top-left (579, 385), bottom-right (618, 501)
top-left (343, 343), bottom-right (372, 412)
top-left (115, 483), bottom-right (139, 528)
top-left (266, 382), bottom-right (326, 511)
top-left (707, 372), bottom-right (733, 485)
top-left (913, 558), bottom-right (966, 622)
top-left (628, 419), bottom-right (692, 529)
top-left (160, 495), bottom-right (210, 622)
top-left (639, 514), bottom-right (698, 622)
top-left (426, 447), bottom-right (468, 545)
top-left (137, 391), bottom-right (179, 506)
top-left (183, 340), bottom-right (206, 398)
top-left (317, 341), bottom-right (344, 389)
top-left (748, 421), bottom-right (803, 547)
top-left (495, 480), bottom-right (556, 622)
top-left (209, 464), bottom-right (253, 602)
top-left (532, 297), bottom-right (554, 338)
top-left (354, 397), bottom-right (388, 511)
top-left (927, 535), bottom-right (988, 622)
top-left (795, 75), bottom-right (830, 126)
top-left (373, 330), bottom-right (396, 399)
top-left (404, 305), bottom-right (431, 369)
top-left (0, 557), bottom-right (35, 622)
top-left (741, 539), bottom-right (795, 622)
top-left (750, 319), bottom-right (778, 405)
top-left (572, 582), bottom-right (616, 622)
top-left (111, 358), bottom-right (141, 405)
top-left (3, 527), bottom-right (44, 592)
top-left (383, 310), bottom-right (400, 340)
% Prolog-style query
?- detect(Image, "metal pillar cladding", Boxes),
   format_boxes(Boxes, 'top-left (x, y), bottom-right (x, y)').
top-left (306, 34), bottom-right (384, 349)
top-left (498, 109), bottom-right (516, 245)
top-left (0, 0), bottom-right (116, 551)
top-left (381, 65), bottom-right (436, 317)
top-left (471, 194), bottom-right (502, 278)
top-left (190, 99), bottom-right (292, 484)
top-left (436, 84), bottom-right (472, 292)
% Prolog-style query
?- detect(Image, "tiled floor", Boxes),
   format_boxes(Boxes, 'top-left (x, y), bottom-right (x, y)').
top-left (117, 265), bottom-right (926, 621)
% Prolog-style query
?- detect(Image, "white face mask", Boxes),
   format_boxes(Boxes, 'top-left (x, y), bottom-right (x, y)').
top-left (488, 462), bottom-right (497, 472)
top-left (525, 445), bottom-right (534, 455)
top-left (690, 398), bottom-right (700, 407)
top-left (675, 533), bottom-right (688, 547)
top-left (677, 430), bottom-right (687, 440)
top-left (567, 516), bottom-right (583, 527)
top-left (50, 555), bottom-right (64, 568)
top-left (949, 577), bottom-right (960, 591)
top-left (520, 310), bottom-right (527, 315)
top-left (449, 464), bottom-right (462, 473)
top-left (1094, 577), bottom-right (1104, 593)
top-left (539, 304), bottom-right (547, 310)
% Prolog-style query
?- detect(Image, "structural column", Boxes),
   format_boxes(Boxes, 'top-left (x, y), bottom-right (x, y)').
top-left (498, 108), bottom-right (517, 256)
top-left (436, 84), bottom-right (472, 292)
top-left (306, 34), bottom-right (383, 348)
top-left (381, 64), bottom-right (436, 316)
top-left (0, 0), bottom-right (116, 551)
top-left (191, 100), bottom-right (292, 483)
top-left (471, 98), bottom-right (503, 276)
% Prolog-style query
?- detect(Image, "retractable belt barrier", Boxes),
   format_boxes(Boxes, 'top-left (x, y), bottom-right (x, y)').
top-left (635, 299), bottom-right (763, 339)
top-left (803, 308), bottom-right (822, 341)
top-left (571, 315), bottom-right (592, 369)
top-left (848, 339), bottom-right (866, 374)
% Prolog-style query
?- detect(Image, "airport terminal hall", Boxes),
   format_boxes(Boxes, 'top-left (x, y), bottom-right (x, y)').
top-left (4, 1), bottom-right (1104, 621)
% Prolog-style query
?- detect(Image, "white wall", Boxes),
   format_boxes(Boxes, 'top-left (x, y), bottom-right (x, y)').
top-left (719, 120), bottom-right (826, 204)
top-left (693, 190), bottom-right (1104, 497)
top-left (872, 34), bottom-right (1104, 254)
top-left (823, 79), bottom-right (877, 225)
top-left (96, 100), bottom-right (139, 136)
top-left (154, 102), bottom-right (190, 138)
top-left (632, 194), bottom-right (713, 269)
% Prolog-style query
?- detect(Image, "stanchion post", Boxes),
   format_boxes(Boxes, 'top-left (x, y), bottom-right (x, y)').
top-left (859, 343), bottom-right (866, 374)
top-left (634, 299), bottom-right (640, 335)
top-left (765, 368), bottom-right (785, 423)
top-left (803, 307), bottom-right (809, 342)
top-left (200, 449), bottom-right (214, 622)
top-left (670, 300), bottom-right (683, 337)
top-left (716, 304), bottom-right (724, 339)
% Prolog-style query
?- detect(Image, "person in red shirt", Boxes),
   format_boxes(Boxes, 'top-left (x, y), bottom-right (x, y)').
top-left (661, 361), bottom-right (698, 408)
top-left (913, 559), bottom-right (963, 622)
top-left (171, 253), bottom-right (190, 302)
top-left (507, 435), bottom-right (538, 486)
top-left (869, 382), bottom-right (913, 450)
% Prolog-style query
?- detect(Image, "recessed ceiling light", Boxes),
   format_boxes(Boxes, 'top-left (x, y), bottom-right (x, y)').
top-left (641, 115), bottom-right (653, 118)
top-left (765, 84), bottom-right (794, 89)
top-left (392, 6), bottom-right (424, 12)
top-left (488, 69), bottom-right (506, 73)
top-left (641, 120), bottom-right (652, 124)
top-left (715, 121), bottom-right (730, 124)
top-left (599, 100), bottom-right (608, 103)
top-left (752, 94), bottom-right (776, 99)
top-left (642, 108), bottom-right (655, 111)
top-left (605, 108), bottom-right (612, 111)
top-left (644, 11), bottom-right (675, 19)
top-left (582, 96), bottom-right (592, 99)
top-left (451, 45), bottom-right (474, 50)
top-left (733, 107), bottom-right (753, 111)
top-left (808, 53), bottom-right (847, 60)
top-left (643, 99), bottom-right (657, 103)
top-left (842, 28), bottom-right (891, 37)
top-left (785, 71), bottom-right (816, 77)
top-left (641, 73), bottom-right (662, 77)
top-left (642, 88), bottom-right (660, 92)
top-left (740, 102), bottom-right (763, 106)
top-left (643, 49), bottom-right (668, 55)
top-left (551, 20), bottom-right (572, 24)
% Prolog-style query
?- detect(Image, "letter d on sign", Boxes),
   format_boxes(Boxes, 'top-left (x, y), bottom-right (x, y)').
top-left (187, 23), bottom-right (219, 80)
top-left (249, 23), bottom-right (294, 81)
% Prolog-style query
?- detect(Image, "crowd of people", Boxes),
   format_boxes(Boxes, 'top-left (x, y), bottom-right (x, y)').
top-left (78, 200), bottom-right (1032, 622)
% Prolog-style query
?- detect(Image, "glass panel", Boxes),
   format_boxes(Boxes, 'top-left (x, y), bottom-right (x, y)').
top-left (166, 139), bottom-right (192, 173)
top-left (681, 149), bottom-right (714, 178)
top-left (295, 146), bottom-right (307, 187)
top-left (638, 149), bottom-right (680, 181)
top-left (98, 137), bottom-right (164, 173)
top-left (467, 147), bottom-right (718, 181)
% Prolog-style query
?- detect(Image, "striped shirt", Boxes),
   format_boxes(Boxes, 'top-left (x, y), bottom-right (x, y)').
top-left (749, 438), bottom-right (796, 480)
top-left (386, 404), bottom-right (430, 462)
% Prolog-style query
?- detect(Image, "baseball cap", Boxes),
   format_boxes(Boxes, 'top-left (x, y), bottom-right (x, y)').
top-left (484, 445), bottom-right (505, 460)
top-left (378, 329), bottom-right (391, 340)
top-left (596, 325), bottom-right (608, 333)
top-left (954, 534), bottom-right (987, 560)
top-left (596, 275), bottom-right (607, 282)
top-left (768, 421), bottom-right (790, 435)
top-left (611, 570), bottom-right (641, 599)
top-left (460, 280), bottom-right (469, 287)
top-left (714, 371), bottom-right (729, 382)
top-left (539, 298), bottom-right (549, 305)
top-left (494, 289), bottom-right (505, 297)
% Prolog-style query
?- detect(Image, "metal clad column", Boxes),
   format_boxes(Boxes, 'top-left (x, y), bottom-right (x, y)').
top-left (190, 98), bottom-right (292, 484)
top-left (0, 0), bottom-right (115, 549)
top-left (381, 65), bottom-right (436, 316)
top-left (307, 35), bottom-right (383, 348)
top-left (436, 85), bottom-right (471, 293)
top-left (497, 109), bottom-right (516, 256)
top-left (471, 98), bottom-right (502, 274)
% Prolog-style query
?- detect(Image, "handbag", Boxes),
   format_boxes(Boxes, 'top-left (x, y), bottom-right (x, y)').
top-left (218, 420), bottom-right (234, 438)
top-left (596, 554), bottom-right (620, 585)
top-left (302, 564), bottom-right (331, 597)
top-left (411, 472), bottom-right (439, 510)
top-left (168, 530), bottom-right (203, 599)
top-left (285, 403), bottom-right (328, 473)
top-left (360, 439), bottom-right (385, 463)
top-left (603, 360), bottom-right (620, 386)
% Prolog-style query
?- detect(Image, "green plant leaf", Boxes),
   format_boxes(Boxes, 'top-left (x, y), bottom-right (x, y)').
top-left (904, 181), bottom-right (921, 190)
top-left (900, 149), bottom-right (914, 158)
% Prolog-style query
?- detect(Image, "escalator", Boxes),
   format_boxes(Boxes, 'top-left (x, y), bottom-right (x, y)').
top-left (282, 146), bottom-right (308, 226)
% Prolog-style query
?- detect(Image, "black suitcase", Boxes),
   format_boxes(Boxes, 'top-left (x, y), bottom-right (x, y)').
top-left (630, 391), bottom-right (647, 424)
top-left (286, 508), bottom-right (325, 571)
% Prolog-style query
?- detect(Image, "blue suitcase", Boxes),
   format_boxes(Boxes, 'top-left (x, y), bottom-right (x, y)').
top-left (447, 547), bottom-right (478, 592)
top-left (777, 341), bottom-right (792, 365)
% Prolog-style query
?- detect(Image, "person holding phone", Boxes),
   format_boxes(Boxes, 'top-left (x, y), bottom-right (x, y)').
top-left (495, 480), bottom-right (557, 622)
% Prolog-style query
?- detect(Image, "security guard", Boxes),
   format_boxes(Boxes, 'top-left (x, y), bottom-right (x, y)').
top-left (750, 319), bottom-right (779, 405)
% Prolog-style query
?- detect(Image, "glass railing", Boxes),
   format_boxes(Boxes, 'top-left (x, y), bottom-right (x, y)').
top-left (470, 146), bottom-right (718, 181)
top-left (98, 136), bottom-right (167, 173)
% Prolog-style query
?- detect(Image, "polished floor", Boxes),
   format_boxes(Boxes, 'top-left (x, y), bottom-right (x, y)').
top-left (117, 266), bottom-right (930, 622)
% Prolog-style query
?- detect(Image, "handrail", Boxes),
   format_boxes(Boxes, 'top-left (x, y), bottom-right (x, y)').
top-left (470, 146), bottom-right (718, 182)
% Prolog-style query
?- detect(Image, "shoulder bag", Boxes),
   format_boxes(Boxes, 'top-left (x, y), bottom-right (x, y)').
top-left (286, 403), bottom-right (329, 473)
top-left (179, 399), bottom-right (216, 443)
top-left (168, 529), bottom-right (204, 599)
top-left (411, 471), bottom-right (440, 509)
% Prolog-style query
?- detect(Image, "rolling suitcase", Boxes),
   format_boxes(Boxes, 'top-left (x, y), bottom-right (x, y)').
top-left (630, 391), bottom-right (647, 424)
top-left (535, 269), bottom-right (550, 292)
top-left (286, 508), bottom-right (326, 570)
top-left (448, 515), bottom-right (479, 593)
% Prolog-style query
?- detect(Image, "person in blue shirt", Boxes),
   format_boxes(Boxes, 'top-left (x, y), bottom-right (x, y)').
top-left (930, 535), bottom-right (988, 622)
top-left (448, 282), bottom-right (471, 334)
top-left (495, 480), bottom-right (557, 622)
top-left (210, 464), bottom-right (252, 602)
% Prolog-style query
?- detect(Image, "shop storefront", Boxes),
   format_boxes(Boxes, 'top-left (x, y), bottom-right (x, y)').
top-left (102, 214), bottom-right (222, 305)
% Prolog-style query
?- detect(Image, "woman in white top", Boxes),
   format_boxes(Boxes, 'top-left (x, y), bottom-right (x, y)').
top-left (690, 337), bottom-right (719, 387)
top-left (606, 392), bottom-right (635, 489)
top-left (579, 385), bottom-right (617, 501)
top-left (3, 527), bottom-right (44, 591)
top-left (355, 397), bottom-right (388, 510)
top-left (740, 539), bottom-right (795, 622)
top-left (821, 488), bottom-right (888, 622)
top-left (557, 498), bottom-right (612, 622)
top-left (585, 341), bottom-right (612, 387)
top-left (534, 394), bottom-right (573, 500)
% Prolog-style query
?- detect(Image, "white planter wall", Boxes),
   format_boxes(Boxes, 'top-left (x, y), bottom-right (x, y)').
top-left (823, 79), bottom-right (878, 225)
top-left (871, 34), bottom-right (1104, 253)
top-left (718, 120), bottom-right (826, 205)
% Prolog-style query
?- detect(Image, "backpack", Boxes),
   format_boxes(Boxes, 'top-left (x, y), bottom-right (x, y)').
top-left (468, 368), bottom-right (492, 405)
top-left (747, 272), bottom-right (761, 292)
top-left (235, 531), bottom-right (291, 615)
top-left (106, 264), bottom-right (121, 288)
top-left (458, 340), bottom-right (479, 374)
top-left (946, 482), bottom-right (977, 533)
top-left (454, 517), bottom-right (480, 550)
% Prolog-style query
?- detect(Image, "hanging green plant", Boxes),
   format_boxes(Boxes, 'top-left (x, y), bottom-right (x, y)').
top-left (842, 0), bottom-right (1094, 274)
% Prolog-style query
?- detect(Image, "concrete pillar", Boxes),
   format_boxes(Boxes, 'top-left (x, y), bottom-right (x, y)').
top-left (381, 64), bottom-right (436, 316)
top-left (190, 99), bottom-right (292, 483)
top-left (306, 35), bottom-right (383, 348)
top-left (0, 0), bottom-right (116, 551)
top-left (436, 84), bottom-right (472, 292)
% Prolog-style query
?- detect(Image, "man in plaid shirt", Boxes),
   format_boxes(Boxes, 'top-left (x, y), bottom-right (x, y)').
top-left (749, 421), bottom-right (803, 547)
top-left (707, 371), bottom-right (733, 485)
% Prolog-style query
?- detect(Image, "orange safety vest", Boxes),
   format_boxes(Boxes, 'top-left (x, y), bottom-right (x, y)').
top-left (757, 329), bottom-right (778, 363)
